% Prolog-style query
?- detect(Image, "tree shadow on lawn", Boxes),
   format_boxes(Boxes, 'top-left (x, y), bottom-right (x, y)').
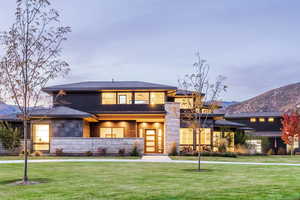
top-left (181, 168), bottom-right (214, 173)
top-left (0, 178), bottom-right (51, 186)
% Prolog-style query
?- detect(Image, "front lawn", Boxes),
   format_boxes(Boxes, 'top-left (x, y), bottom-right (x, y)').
top-left (171, 155), bottom-right (300, 163)
top-left (0, 162), bottom-right (300, 200)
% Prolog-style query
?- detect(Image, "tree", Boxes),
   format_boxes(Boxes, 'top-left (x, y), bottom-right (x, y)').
top-left (281, 112), bottom-right (300, 156)
top-left (0, 0), bottom-right (70, 184)
top-left (178, 52), bottom-right (227, 171)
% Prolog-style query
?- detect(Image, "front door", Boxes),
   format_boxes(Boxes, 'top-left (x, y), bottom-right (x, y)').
top-left (144, 129), bottom-right (163, 153)
top-left (32, 124), bottom-right (50, 152)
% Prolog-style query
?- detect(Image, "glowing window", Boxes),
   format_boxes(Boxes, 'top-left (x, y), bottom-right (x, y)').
top-left (250, 118), bottom-right (257, 123)
top-left (150, 92), bottom-right (165, 104)
top-left (117, 93), bottom-right (132, 104)
top-left (175, 98), bottom-right (193, 109)
top-left (134, 92), bottom-right (149, 104)
top-left (268, 117), bottom-right (274, 122)
top-left (100, 128), bottom-right (124, 138)
top-left (259, 118), bottom-right (265, 122)
top-left (180, 128), bottom-right (193, 145)
top-left (32, 124), bottom-right (50, 151)
top-left (200, 128), bottom-right (211, 145)
top-left (102, 93), bottom-right (116, 104)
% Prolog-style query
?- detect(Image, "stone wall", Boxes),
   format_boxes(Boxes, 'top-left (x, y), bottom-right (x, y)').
top-left (50, 137), bottom-right (144, 155)
top-left (52, 120), bottom-right (83, 137)
top-left (164, 102), bottom-right (180, 154)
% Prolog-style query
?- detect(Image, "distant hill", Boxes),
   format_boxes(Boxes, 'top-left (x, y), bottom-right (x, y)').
top-left (226, 82), bottom-right (300, 114)
top-left (220, 101), bottom-right (239, 108)
top-left (0, 101), bottom-right (19, 115)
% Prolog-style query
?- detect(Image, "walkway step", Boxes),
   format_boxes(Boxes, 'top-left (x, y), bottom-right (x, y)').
top-left (141, 155), bottom-right (172, 161)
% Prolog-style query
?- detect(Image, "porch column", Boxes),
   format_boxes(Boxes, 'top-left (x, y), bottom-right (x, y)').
top-left (164, 102), bottom-right (180, 154)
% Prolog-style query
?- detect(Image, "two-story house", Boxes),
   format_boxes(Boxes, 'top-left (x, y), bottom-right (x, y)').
top-left (0, 81), bottom-right (248, 155)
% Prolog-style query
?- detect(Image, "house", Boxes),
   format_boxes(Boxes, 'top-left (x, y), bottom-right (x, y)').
top-left (225, 112), bottom-right (292, 154)
top-left (0, 81), bottom-right (248, 155)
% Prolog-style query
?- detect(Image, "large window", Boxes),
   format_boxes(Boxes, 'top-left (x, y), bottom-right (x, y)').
top-left (100, 128), bottom-right (124, 138)
top-left (102, 93), bottom-right (116, 104)
top-left (175, 97), bottom-right (193, 109)
top-left (134, 92), bottom-right (149, 104)
top-left (150, 92), bottom-right (165, 104)
top-left (200, 128), bottom-right (211, 145)
top-left (117, 93), bottom-right (132, 104)
top-left (180, 128), bottom-right (193, 145)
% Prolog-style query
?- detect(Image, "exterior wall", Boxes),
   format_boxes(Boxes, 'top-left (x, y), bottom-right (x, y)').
top-left (52, 119), bottom-right (83, 137)
top-left (50, 137), bottom-right (144, 154)
top-left (164, 102), bottom-right (180, 154)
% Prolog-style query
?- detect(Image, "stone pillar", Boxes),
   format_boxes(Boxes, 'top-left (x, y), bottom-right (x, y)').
top-left (164, 102), bottom-right (180, 154)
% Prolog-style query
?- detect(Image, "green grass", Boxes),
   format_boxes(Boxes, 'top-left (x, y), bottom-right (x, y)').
top-left (0, 156), bottom-right (140, 160)
top-left (171, 155), bottom-right (300, 163)
top-left (0, 162), bottom-right (300, 200)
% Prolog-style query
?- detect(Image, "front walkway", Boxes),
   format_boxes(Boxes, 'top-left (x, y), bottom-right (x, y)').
top-left (1, 158), bottom-right (300, 166)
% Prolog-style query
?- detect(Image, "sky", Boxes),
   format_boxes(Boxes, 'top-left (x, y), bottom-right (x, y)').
top-left (0, 0), bottom-right (300, 101)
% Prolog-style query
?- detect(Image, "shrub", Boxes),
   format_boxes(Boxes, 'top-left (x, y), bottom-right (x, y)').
top-left (0, 122), bottom-right (21, 151)
top-left (201, 152), bottom-right (238, 158)
top-left (130, 142), bottom-right (140, 156)
top-left (234, 144), bottom-right (250, 154)
top-left (55, 148), bottom-right (64, 156)
top-left (97, 147), bottom-right (107, 156)
top-left (168, 142), bottom-right (178, 156)
top-left (278, 147), bottom-right (287, 155)
top-left (267, 148), bottom-right (274, 155)
top-left (118, 148), bottom-right (125, 156)
top-left (32, 151), bottom-right (43, 157)
top-left (85, 151), bottom-right (93, 156)
top-left (218, 139), bottom-right (228, 153)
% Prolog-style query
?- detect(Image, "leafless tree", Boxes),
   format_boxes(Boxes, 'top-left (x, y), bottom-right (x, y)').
top-left (178, 52), bottom-right (227, 171)
top-left (0, 0), bottom-right (70, 183)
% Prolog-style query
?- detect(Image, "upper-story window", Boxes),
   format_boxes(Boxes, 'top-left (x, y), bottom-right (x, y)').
top-left (134, 92), bottom-right (149, 104)
top-left (150, 92), bottom-right (165, 104)
top-left (250, 118), bottom-right (256, 123)
top-left (101, 92), bottom-right (165, 104)
top-left (268, 117), bottom-right (274, 122)
top-left (117, 93), bottom-right (132, 104)
top-left (175, 97), bottom-right (193, 109)
top-left (102, 93), bottom-right (116, 104)
top-left (259, 118), bottom-right (265, 122)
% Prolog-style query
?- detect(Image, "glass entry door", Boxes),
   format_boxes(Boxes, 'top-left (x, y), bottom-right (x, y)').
top-left (32, 124), bottom-right (50, 151)
top-left (144, 129), bottom-right (163, 153)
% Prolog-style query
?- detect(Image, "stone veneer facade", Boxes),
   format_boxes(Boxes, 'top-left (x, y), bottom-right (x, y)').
top-left (164, 102), bottom-right (180, 154)
top-left (50, 137), bottom-right (144, 155)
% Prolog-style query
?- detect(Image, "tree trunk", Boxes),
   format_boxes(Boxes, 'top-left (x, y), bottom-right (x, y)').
top-left (23, 119), bottom-right (29, 182)
top-left (198, 128), bottom-right (201, 171)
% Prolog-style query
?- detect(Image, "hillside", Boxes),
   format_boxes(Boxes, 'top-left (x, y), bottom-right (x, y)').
top-left (0, 101), bottom-right (19, 115)
top-left (226, 82), bottom-right (300, 114)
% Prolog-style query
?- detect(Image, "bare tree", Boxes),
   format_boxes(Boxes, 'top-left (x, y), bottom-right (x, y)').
top-left (0, 0), bottom-right (70, 184)
top-left (178, 52), bottom-right (227, 171)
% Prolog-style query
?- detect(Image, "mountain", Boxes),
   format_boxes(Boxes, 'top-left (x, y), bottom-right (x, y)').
top-left (0, 101), bottom-right (19, 115)
top-left (226, 82), bottom-right (300, 114)
top-left (220, 101), bottom-right (239, 108)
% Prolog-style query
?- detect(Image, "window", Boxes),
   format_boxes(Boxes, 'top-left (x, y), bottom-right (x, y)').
top-left (102, 93), bottom-right (116, 104)
top-left (250, 118), bottom-right (256, 123)
top-left (200, 128), bottom-right (211, 145)
top-left (134, 92), bottom-right (149, 104)
top-left (100, 128), bottom-right (124, 138)
top-left (259, 118), bottom-right (265, 122)
top-left (150, 92), bottom-right (165, 104)
top-left (175, 97), bottom-right (193, 109)
top-left (268, 117), bottom-right (274, 122)
top-left (180, 128), bottom-right (193, 145)
top-left (117, 93), bottom-right (132, 104)
top-left (201, 109), bottom-right (211, 114)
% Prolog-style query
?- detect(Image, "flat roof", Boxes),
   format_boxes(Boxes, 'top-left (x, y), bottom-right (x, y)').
top-left (43, 81), bottom-right (177, 93)
top-left (225, 112), bottom-right (282, 118)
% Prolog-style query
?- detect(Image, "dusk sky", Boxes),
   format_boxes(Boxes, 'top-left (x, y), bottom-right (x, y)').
top-left (0, 1), bottom-right (300, 101)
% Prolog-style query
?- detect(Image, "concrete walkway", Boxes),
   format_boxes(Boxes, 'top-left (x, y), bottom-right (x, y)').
top-left (1, 158), bottom-right (300, 166)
